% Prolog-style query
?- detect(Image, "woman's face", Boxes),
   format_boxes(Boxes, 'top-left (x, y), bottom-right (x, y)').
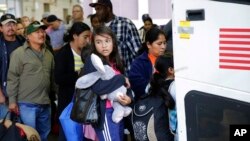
top-left (144, 20), bottom-right (153, 31)
top-left (147, 34), bottom-right (167, 57)
top-left (21, 17), bottom-right (30, 27)
top-left (94, 33), bottom-right (113, 59)
top-left (75, 30), bottom-right (91, 49)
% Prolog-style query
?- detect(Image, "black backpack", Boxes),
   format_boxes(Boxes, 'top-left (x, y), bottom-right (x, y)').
top-left (132, 94), bottom-right (173, 141)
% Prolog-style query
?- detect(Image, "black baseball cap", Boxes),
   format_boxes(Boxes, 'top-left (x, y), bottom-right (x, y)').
top-left (0, 13), bottom-right (16, 25)
top-left (89, 0), bottom-right (112, 8)
top-left (47, 15), bottom-right (61, 23)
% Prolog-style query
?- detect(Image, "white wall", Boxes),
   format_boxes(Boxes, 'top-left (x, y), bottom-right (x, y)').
top-left (2, 0), bottom-right (172, 28)
top-left (21, 0), bottom-right (79, 22)
top-left (85, 0), bottom-right (172, 28)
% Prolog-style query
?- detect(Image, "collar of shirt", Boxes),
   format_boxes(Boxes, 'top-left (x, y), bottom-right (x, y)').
top-left (23, 42), bottom-right (46, 54)
top-left (148, 53), bottom-right (157, 66)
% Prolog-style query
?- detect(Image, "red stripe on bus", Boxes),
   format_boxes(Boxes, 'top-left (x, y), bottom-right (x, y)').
top-left (220, 65), bottom-right (250, 70)
top-left (220, 28), bottom-right (250, 32)
top-left (219, 59), bottom-right (250, 64)
top-left (219, 53), bottom-right (250, 57)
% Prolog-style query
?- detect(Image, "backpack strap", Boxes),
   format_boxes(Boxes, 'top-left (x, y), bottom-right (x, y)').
top-left (165, 79), bottom-right (174, 91)
top-left (160, 79), bottom-right (175, 109)
top-left (165, 79), bottom-right (178, 134)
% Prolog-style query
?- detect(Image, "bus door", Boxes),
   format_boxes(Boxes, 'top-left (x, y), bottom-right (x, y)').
top-left (172, 0), bottom-right (250, 141)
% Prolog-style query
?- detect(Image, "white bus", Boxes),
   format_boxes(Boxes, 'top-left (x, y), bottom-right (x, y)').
top-left (172, 0), bottom-right (250, 140)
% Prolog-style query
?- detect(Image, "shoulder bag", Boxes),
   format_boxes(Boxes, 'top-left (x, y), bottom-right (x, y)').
top-left (70, 88), bottom-right (100, 125)
top-left (0, 112), bottom-right (28, 141)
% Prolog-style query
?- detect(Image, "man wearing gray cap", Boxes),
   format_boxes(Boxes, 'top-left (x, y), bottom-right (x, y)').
top-left (0, 13), bottom-right (25, 119)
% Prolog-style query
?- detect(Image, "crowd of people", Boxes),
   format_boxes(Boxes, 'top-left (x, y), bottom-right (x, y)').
top-left (0, 0), bottom-right (176, 141)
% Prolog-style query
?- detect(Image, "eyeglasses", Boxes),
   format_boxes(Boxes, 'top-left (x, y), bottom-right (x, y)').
top-left (73, 10), bottom-right (81, 13)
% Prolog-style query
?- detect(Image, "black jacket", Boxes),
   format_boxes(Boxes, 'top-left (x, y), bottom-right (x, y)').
top-left (54, 43), bottom-right (78, 115)
top-left (0, 34), bottom-right (25, 96)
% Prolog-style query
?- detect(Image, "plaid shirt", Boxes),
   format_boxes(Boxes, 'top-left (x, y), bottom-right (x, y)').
top-left (108, 16), bottom-right (142, 74)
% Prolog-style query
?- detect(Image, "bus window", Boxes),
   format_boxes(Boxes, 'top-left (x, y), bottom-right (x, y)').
top-left (185, 90), bottom-right (250, 141)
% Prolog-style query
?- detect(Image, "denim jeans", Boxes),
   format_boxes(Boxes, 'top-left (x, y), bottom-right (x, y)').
top-left (19, 103), bottom-right (51, 141)
top-left (0, 103), bottom-right (9, 119)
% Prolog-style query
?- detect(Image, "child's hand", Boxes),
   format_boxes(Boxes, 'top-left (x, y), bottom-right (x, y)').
top-left (124, 77), bottom-right (130, 88)
top-left (117, 95), bottom-right (131, 106)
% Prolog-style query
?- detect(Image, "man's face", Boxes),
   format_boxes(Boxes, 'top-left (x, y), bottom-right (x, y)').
top-left (0, 22), bottom-right (17, 37)
top-left (49, 21), bottom-right (59, 30)
top-left (27, 28), bottom-right (46, 45)
top-left (72, 6), bottom-right (83, 21)
top-left (94, 5), bottom-right (108, 22)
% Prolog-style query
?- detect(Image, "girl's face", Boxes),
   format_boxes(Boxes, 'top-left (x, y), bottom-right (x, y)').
top-left (16, 23), bottom-right (24, 35)
top-left (94, 34), bottom-right (113, 59)
top-left (147, 34), bottom-right (166, 57)
top-left (74, 30), bottom-right (91, 49)
top-left (91, 16), bottom-right (101, 29)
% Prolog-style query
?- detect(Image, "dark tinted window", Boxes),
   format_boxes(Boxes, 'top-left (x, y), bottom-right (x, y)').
top-left (185, 90), bottom-right (250, 141)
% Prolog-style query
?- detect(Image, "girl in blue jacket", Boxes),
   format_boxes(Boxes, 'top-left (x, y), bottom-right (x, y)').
top-left (81, 26), bottom-right (133, 141)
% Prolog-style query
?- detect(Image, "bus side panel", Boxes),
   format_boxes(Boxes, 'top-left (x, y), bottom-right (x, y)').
top-left (172, 0), bottom-right (250, 141)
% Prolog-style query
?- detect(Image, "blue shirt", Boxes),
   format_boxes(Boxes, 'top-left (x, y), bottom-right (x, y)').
top-left (47, 22), bottom-right (66, 49)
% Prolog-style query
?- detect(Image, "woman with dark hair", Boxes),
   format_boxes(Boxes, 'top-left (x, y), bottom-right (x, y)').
top-left (138, 14), bottom-right (158, 43)
top-left (128, 27), bottom-right (167, 101)
top-left (54, 22), bottom-right (91, 141)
